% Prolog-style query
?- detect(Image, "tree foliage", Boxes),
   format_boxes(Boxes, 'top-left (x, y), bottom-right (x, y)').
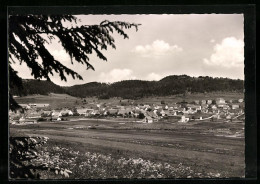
top-left (9, 137), bottom-right (49, 179)
top-left (9, 14), bottom-right (140, 110)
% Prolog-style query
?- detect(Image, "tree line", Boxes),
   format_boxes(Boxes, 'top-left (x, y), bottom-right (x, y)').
top-left (10, 75), bottom-right (244, 99)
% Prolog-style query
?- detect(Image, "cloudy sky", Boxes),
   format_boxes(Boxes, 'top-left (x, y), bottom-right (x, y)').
top-left (11, 14), bottom-right (244, 86)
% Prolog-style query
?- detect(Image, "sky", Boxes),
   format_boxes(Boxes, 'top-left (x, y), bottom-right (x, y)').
top-left (11, 14), bottom-right (244, 86)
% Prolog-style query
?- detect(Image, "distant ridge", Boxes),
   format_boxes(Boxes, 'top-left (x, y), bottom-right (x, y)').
top-left (10, 75), bottom-right (244, 99)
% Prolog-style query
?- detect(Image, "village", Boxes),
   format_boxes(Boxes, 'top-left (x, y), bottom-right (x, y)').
top-left (9, 97), bottom-right (245, 125)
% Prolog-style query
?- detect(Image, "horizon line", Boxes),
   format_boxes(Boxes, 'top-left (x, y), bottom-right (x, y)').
top-left (21, 74), bottom-right (244, 87)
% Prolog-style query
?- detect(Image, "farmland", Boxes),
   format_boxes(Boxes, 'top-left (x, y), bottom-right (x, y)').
top-left (10, 118), bottom-right (245, 179)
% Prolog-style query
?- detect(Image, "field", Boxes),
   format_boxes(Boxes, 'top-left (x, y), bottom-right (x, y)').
top-left (14, 93), bottom-right (79, 109)
top-left (10, 118), bottom-right (245, 179)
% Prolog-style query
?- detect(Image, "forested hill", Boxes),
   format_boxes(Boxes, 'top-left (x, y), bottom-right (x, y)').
top-left (10, 79), bottom-right (66, 96)
top-left (10, 75), bottom-right (244, 99)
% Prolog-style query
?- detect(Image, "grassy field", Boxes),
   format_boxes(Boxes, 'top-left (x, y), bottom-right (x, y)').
top-left (10, 118), bottom-right (245, 179)
top-left (14, 93), bottom-right (80, 109)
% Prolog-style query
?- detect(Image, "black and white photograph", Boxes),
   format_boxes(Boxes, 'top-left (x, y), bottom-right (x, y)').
top-left (7, 6), bottom-right (255, 180)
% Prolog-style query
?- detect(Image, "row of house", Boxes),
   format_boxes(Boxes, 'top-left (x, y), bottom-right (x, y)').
top-left (193, 98), bottom-right (243, 105)
top-left (10, 97), bottom-right (244, 124)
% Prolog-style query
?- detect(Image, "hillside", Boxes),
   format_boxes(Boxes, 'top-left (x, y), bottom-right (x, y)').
top-left (10, 79), bottom-right (66, 96)
top-left (10, 75), bottom-right (244, 99)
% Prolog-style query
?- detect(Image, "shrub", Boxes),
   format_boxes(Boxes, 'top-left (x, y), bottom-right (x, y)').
top-left (37, 118), bottom-right (46, 122)
top-left (9, 137), bottom-right (49, 179)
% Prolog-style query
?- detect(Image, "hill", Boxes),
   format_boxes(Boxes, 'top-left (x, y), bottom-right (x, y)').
top-left (10, 79), bottom-right (65, 96)
top-left (10, 75), bottom-right (244, 99)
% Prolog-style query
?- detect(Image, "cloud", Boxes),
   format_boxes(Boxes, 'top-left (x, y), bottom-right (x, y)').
top-left (98, 69), bottom-right (136, 83)
top-left (203, 37), bottom-right (244, 68)
top-left (52, 50), bottom-right (70, 61)
top-left (132, 40), bottom-right (183, 58)
top-left (145, 73), bottom-right (163, 81)
top-left (210, 39), bottom-right (215, 43)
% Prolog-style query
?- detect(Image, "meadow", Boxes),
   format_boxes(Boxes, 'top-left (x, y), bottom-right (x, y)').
top-left (10, 118), bottom-right (245, 179)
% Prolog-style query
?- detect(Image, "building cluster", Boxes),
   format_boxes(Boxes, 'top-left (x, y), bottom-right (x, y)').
top-left (9, 98), bottom-right (245, 124)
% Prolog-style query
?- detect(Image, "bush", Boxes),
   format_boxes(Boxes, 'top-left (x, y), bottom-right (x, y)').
top-left (37, 118), bottom-right (46, 122)
top-left (138, 113), bottom-right (145, 119)
top-left (9, 137), bottom-right (49, 179)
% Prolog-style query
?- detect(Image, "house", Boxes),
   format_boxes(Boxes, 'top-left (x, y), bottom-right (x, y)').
top-left (144, 104), bottom-right (151, 108)
top-left (229, 108), bottom-right (241, 114)
top-left (19, 116), bottom-right (26, 122)
top-left (228, 99), bottom-right (233, 103)
top-left (172, 104), bottom-right (179, 110)
top-left (168, 109), bottom-right (178, 116)
top-left (51, 110), bottom-right (62, 119)
top-left (116, 105), bottom-right (125, 109)
top-left (168, 107), bottom-right (174, 111)
top-left (190, 112), bottom-right (212, 121)
top-left (91, 110), bottom-right (100, 116)
top-left (86, 109), bottom-right (94, 116)
top-left (107, 109), bottom-right (118, 115)
top-left (29, 103), bottom-right (49, 108)
top-left (179, 115), bottom-right (189, 123)
top-left (226, 115), bottom-right (232, 119)
top-left (201, 100), bottom-right (207, 105)
top-left (146, 111), bottom-right (159, 119)
top-left (144, 116), bottom-right (153, 123)
top-left (238, 99), bottom-right (244, 103)
top-left (118, 109), bottom-right (128, 116)
top-left (232, 104), bottom-right (240, 109)
top-left (176, 111), bottom-right (184, 115)
top-left (103, 110), bottom-right (109, 116)
top-left (215, 98), bottom-right (226, 105)
top-left (125, 108), bottom-right (133, 116)
top-left (222, 104), bottom-right (230, 110)
top-left (60, 109), bottom-right (73, 116)
top-left (219, 111), bottom-right (226, 119)
top-left (76, 108), bottom-right (90, 116)
top-left (207, 100), bottom-right (212, 104)
top-left (217, 104), bottom-right (230, 110)
top-left (163, 105), bottom-right (169, 110)
top-left (201, 104), bottom-right (208, 109)
top-left (211, 105), bottom-right (218, 110)
top-left (26, 110), bottom-right (42, 118)
top-left (193, 105), bottom-right (201, 111)
top-left (41, 110), bottom-right (52, 117)
top-left (159, 109), bottom-right (166, 116)
top-left (194, 100), bottom-right (200, 105)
